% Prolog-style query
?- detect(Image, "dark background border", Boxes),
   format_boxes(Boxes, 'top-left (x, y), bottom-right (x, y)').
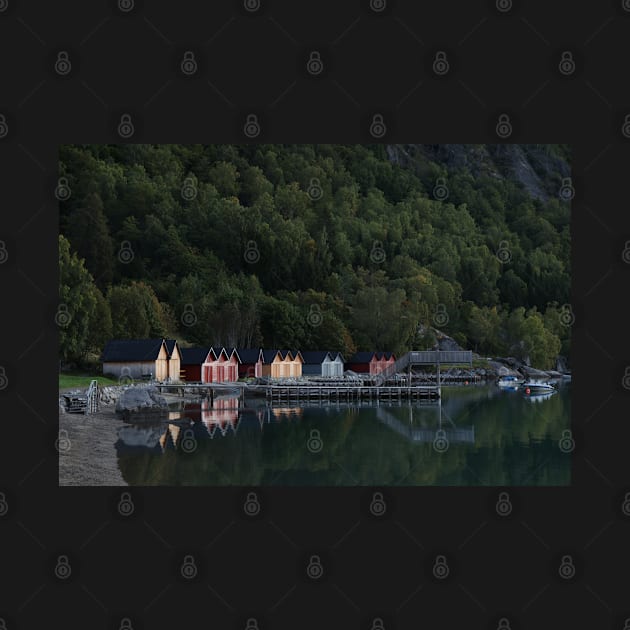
top-left (1, 1), bottom-right (630, 628)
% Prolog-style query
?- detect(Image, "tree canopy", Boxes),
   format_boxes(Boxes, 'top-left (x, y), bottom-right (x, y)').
top-left (59, 144), bottom-right (571, 369)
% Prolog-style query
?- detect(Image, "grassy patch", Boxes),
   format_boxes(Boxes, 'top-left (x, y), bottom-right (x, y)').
top-left (59, 374), bottom-right (120, 390)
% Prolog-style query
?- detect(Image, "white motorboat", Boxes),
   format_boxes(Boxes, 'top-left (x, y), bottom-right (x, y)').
top-left (521, 381), bottom-right (557, 395)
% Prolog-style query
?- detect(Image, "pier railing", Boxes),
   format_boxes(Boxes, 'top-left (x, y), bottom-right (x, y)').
top-left (378, 350), bottom-right (473, 381)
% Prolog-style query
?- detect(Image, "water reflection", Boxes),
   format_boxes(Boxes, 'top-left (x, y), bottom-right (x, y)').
top-left (114, 382), bottom-right (571, 486)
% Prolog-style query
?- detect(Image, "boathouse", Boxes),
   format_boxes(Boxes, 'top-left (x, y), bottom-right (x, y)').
top-left (165, 339), bottom-right (182, 381)
top-left (180, 346), bottom-right (213, 382)
top-left (101, 338), bottom-right (170, 381)
top-left (234, 348), bottom-right (264, 378)
top-left (260, 350), bottom-right (302, 378)
top-left (201, 347), bottom-right (239, 383)
top-left (301, 351), bottom-right (345, 377)
top-left (345, 351), bottom-right (395, 375)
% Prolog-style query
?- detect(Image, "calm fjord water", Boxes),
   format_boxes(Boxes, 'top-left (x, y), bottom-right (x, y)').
top-left (115, 382), bottom-right (571, 486)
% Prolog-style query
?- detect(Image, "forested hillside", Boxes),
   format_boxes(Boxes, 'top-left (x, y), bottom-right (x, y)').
top-left (58, 143), bottom-right (571, 369)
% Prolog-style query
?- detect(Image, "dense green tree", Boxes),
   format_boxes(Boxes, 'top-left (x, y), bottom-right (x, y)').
top-left (59, 235), bottom-right (98, 364)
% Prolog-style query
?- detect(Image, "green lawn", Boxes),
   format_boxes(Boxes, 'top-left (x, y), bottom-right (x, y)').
top-left (59, 374), bottom-right (120, 390)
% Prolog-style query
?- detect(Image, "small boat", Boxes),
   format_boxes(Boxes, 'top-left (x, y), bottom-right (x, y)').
top-left (496, 375), bottom-right (524, 390)
top-left (521, 381), bottom-right (557, 395)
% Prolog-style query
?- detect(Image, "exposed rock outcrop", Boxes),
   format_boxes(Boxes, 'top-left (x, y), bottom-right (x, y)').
top-left (115, 386), bottom-right (168, 414)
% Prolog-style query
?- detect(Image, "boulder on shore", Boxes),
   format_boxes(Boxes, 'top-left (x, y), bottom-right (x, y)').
top-left (115, 386), bottom-right (168, 414)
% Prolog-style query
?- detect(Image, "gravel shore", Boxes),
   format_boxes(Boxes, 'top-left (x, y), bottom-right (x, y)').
top-left (58, 402), bottom-right (127, 486)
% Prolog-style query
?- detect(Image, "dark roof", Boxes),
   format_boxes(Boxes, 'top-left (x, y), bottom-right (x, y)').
top-left (209, 346), bottom-right (228, 360)
top-left (235, 348), bottom-right (262, 363)
top-left (180, 346), bottom-right (212, 365)
top-left (380, 352), bottom-right (395, 360)
top-left (101, 338), bottom-right (166, 362)
top-left (300, 351), bottom-right (331, 365)
top-left (329, 351), bottom-right (345, 362)
top-left (261, 349), bottom-right (281, 363)
top-left (348, 351), bottom-right (377, 363)
top-left (164, 339), bottom-right (181, 358)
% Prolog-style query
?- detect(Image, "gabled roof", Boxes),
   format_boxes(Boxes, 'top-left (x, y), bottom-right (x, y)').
top-left (300, 351), bottom-right (331, 365)
top-left (329, 351), bottom-right (345, 362)
top-left (180, 346), bottom-right (213, 365)
top-left (348, 351), bottom-right (377, 363)
top-left (292, 350), bottom-right (304, 363)
top-left (261, 349), bottom-right (282, 363)
top-left (234, 348), bottom-right (263, 363)
top-left (211, 347), bottom-right (229, 361)
top-left (278, 349), bottom-right (294, 360)
top-left (380, 351), bottom-right (395, 360)
top-left (165, 339), bottom-right (181, 359)
top-left (101, 338), bottom-right (166, 362)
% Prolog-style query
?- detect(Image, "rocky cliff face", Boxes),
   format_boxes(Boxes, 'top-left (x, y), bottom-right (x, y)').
top-left (386, 144), bottom-right (570, 203)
